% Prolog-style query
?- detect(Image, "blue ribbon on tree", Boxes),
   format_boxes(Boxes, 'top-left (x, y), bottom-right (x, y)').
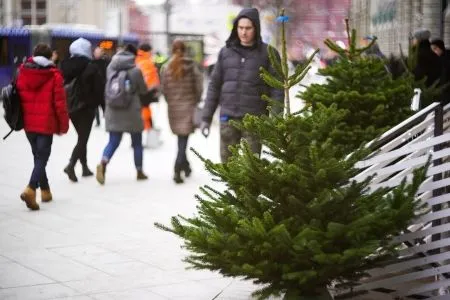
top-left (276, 15), bottom-right (289, 23)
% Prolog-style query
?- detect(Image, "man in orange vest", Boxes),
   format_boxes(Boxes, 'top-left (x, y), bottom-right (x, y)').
top-left (135, 43), bottom-right (160, 147)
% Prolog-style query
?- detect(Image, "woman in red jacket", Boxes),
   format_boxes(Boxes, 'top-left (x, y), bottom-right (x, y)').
top-left (16, 43), bottom-right (69, 211)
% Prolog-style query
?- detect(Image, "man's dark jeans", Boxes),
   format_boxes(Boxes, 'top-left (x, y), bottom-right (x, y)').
top-left (26, 132), bottom-right (53, 190)
top-left (220, 120), bottom-right (261, 162)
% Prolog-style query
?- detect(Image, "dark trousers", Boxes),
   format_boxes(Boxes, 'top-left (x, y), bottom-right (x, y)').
top-left (102, 132), bottom-right (143, 170)
top-left (176, 135), bottom-right (189, 166)
top-left (69, 108), bottom-right (95, 165)
top-left (26, 132), bottom-right (53, 190)
top-left (220, 120), bottom-right (261, 162)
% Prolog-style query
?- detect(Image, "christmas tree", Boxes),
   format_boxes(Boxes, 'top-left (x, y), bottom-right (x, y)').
top-left (155, 11), bottom-right (427, 300)
top-left (301, 20), bottom-right (414, 157)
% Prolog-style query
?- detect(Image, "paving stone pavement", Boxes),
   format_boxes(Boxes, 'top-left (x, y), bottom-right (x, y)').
top-left (0, 103), bottom-right (280, 300)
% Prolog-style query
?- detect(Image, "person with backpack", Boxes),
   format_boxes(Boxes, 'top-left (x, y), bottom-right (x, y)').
top-left (161, 40), bottom-right (203, 183)
top-left (15, 43), bottom-right (69, 210)
top-left (96, 44), bottom-right (149, 185)
top-left (61, 38), bottom-right (105, 183)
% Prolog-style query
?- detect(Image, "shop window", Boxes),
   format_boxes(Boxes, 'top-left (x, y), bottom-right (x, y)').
top-left (22, 16), bottom-right (32, 25)
top-left (36, 0), bottom-right (46, 10)
top-left (37, 17), bottom-right (46, 25)
top-left (21, 0), bottom-right (31, 10)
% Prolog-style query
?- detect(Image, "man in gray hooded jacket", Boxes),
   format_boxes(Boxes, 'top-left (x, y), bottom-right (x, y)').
top-left (201, 7), bottom-right (283, 162)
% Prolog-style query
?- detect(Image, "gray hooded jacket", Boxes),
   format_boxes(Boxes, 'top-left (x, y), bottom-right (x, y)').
top-left (202, 8), bottom-right (283, 124)
top-left (104, 51), bottom-right (148, 133)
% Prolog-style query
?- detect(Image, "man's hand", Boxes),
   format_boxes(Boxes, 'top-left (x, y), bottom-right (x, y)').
top-left (200, 122), bottom-right (210, 138)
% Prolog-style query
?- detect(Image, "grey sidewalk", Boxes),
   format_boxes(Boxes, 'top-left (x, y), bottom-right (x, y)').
top-left (0, 104), bottom-right (271, 300)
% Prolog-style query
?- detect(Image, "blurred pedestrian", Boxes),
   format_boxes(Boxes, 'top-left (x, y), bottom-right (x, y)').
top-left (362, 35), bottom-right (386, 59)
top-left (135, 43), bottom-right (160, 147)
top-left (431, 38), bottom-right (450, 105)
top-left (161, 40), bottom-right (203, 183)
top-left (154, 51), bottom-right (168, 75)
top-left (412, 29), bottom-right (442, 88)
top-left (92, 46), bottom-right (110, 127)
top-left (16, 43), bottom-right (69, 210)
top-left (61, 38), bottom-right (105, 182)
top-left (200, 7), bottom-right (283, 162)
top-left (51, 49), bottom-right (60, 67)
top-left (96, 44), bottom-right (149, 185)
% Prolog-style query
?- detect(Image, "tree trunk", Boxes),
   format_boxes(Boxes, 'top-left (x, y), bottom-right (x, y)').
top-left (283, 287), bottom-right (333, 300)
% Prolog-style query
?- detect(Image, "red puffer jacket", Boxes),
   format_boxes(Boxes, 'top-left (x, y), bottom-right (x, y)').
top-left (16, 57), bottom-right (69, 135)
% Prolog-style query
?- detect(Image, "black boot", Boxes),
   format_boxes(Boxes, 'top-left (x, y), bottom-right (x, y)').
top-left (182, 161), bottom-right (192, 178)
top-left (81, 163), bottom-right (94, 177)
top-left (173, 164), bottom-right (184, 184)
top-left (64, 161), bottom-right (78, 182)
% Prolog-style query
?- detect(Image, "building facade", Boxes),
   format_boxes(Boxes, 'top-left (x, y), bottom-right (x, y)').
top-left (0, 0), bottom-right (132, 37)
top-left (350, 0), bottom-right (448, 56)
top-left (128, 0), bottom-right (149, 42)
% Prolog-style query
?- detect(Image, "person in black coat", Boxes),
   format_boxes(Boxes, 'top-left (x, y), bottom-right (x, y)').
top-left (431, 38), bottom-right (450, 105)
top-left (92, 46), bottom-right (110, 127)
top-left (60, 38), bottom-right (105, 182)
top-left (412, 29), bottom-right (443, 88)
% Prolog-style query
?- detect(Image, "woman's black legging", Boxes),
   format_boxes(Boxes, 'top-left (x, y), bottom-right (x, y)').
top-left (176, 135), bottom-right (189, 166)
top-left (69, 108), bottom-right (95, 165)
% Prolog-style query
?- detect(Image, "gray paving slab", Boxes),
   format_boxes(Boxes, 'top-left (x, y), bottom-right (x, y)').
top-left (0, 103), bottom-right (276, 299)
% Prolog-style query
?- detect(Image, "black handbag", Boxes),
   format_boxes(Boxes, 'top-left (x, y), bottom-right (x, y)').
top-left (140, 88), bottom-right (159, 106)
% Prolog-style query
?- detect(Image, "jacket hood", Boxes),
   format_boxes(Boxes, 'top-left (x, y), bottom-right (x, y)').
top-left (226, 8), bottom-right (262, 48)
top-left (61, 56), bottom-right (90, 83)
top-left (33, 56), bottom-right (54, 67)
top-left (70, 38), bottom-right (92, 59)
top-left (20, 57), bottom-right (56, 90)
top-left (109, 51), bottom-right (136, 71)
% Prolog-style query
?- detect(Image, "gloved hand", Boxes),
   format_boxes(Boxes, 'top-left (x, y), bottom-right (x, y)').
top-left (200, 121), bottom-right (210, 138)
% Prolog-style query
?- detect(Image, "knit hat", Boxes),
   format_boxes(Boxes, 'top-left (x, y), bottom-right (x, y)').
top-left (69, 38), bottom-right (92, 59)
top-left (431, 38), bottom-right (445, 52)
top-left (413, 28), bottom-right (431, 41)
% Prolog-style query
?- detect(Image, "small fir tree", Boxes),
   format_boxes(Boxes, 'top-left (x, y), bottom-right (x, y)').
top-left (156, 11), bottom-right (427, 300)
top-left (301, 20), bottom-right (414, 157)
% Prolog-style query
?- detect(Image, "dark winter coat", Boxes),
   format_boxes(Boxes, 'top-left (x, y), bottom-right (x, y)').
top-left (202, 7), bottom-right (283, 124)
top-left (92, 57), bottom-right (110, 108)
top-left (17, 57), bottom-right (69, 135)
top-left (438, 50), bottom-right (450, 105)
top-left (104, 51), bottom-right (148, 133)
top-left (413, 40), bottom-right (443, 88)
top-left (61, 56), bottom-right (105, 112)
top-left (161, 57), bottom-right (203, 135)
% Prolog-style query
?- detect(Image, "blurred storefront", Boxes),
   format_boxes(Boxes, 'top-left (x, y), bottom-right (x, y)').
top-left (232, 0), bottom-right (350, 62)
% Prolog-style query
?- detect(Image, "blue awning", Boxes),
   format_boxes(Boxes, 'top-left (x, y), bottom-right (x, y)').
top-left (104, 33), bottom-right (139, 44)
top-left (51, 28), bottom-right (105, 40)
top-left (0, 27), bottom-right (30, 37)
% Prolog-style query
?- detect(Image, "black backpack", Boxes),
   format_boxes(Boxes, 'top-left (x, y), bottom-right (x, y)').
top-left (2, 77), bottom-right (24, 140)
top-left (64, 76), bottom-right (87, 114)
